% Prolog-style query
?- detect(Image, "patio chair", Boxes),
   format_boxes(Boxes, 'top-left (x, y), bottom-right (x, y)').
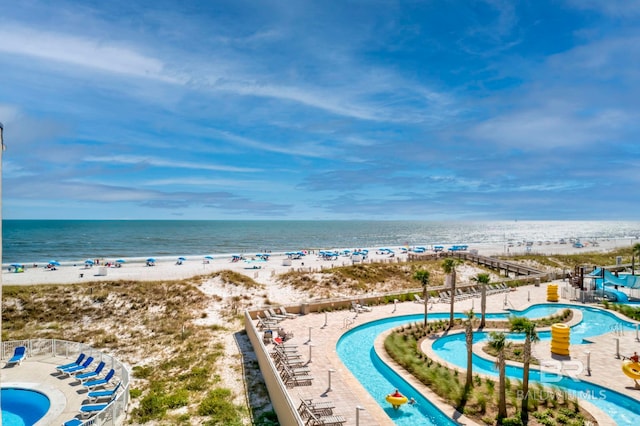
top-left (62, 418), bottom-right (86, 426)
top-left (268, 308), bottom-right (287, 320)
top-left (76, 361), bottom-right (106, 383)
top-left (6, 346), bottom-right (26, 366)
top-left (79, 399), bottom-right (114, 419)
top-left (87, 382), bottom-right (121, 402)
top-left (60, 356), bottom-right (94, 377)
top-left (56, 353), bottom-right (86, 372)
top-left (278, 306), bottom-right (297, 319)
top-left (350, 301), bottom-right (365, 313)
top-left (413, 294), bottom-right (425, 304)
top-left (83, 368), bottom-right (116, 390)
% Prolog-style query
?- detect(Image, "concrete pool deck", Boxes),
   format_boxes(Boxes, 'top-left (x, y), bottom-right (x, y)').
top-left (263, 281), bottom-right (640, 425)
top-left (1, 354), bottom-right (95, 425)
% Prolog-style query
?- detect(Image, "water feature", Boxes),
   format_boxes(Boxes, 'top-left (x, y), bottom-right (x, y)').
top-left (337, 304), bottom-right (640, 425)
top-left (1, 387), bottom-right (51, 426)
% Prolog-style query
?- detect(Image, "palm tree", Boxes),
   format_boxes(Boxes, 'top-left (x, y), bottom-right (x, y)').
top-left (632, 243), bottom-right (640, 275)
top-left (442, 258), bottom-right (462, 329)
top-left (488, 331), bottom-right (509, 422)
top-left (472, 273), bottom-right (491, 328)
top-left (464, 309), bottom-right (475, 390)
top-left (414, 269), bottom-right (430, 327)
top-left (510, 316), bottom-right (539, 423)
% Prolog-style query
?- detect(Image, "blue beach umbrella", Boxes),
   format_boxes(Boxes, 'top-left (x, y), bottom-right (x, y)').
top-left (146, 258), bottom-right (156, 262)
top-left (116, 259), bottom-right (126, 263)
top-left (49, 260), bottom-right (60, 266)
top-left (85, 259), bottom-right (94, 265)
top-left (178, 257), bottom-right (186, 261)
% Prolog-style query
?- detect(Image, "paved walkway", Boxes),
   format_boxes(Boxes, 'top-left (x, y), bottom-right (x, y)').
top-left (265, 280), bottom-right (640, 425)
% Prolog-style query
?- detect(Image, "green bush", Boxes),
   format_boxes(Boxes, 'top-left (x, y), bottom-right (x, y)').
top-left (501, 416), bottom-right (524, 426)
top-left (199, 388), bottom-right (242, 425)
top-left (165, 388), bottom-right (189, 408)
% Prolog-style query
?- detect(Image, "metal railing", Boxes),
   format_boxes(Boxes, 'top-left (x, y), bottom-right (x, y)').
top-left (1, 339), bottom-right (130, 425)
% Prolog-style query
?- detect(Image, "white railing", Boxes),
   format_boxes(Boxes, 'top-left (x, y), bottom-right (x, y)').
top-left (1, 339), bottom-right (130, 425)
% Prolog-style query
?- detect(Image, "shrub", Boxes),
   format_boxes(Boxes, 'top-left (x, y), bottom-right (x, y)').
top-left (501, 416), bottom-right (524, 426)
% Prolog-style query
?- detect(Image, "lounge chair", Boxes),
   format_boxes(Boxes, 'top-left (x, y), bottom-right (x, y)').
top-left (60, 356), bottom-right (94, 376)
top-left (358, 300), bottom-right (372, 311)
top-left (413, 294), bottom-right (424, 304)
top-left (268, 308), bottom-right (287, 320)
top-left (6, 346), bottom-right (26, 366)
top-left (350, 301), bottom-right (365, 313)
top-left (75, 361), bottom-right (106, 383)
top-left (278, 306), bottom-right (297, 319)
top-left (87, 381), bottom-right (121, 401)
top-left (263, 310), bottom-right (283, 323)
top-left (56, 353), bottom-right (86, 371)
top-left (79, 400), bottom-right (113, 418)
top-left (81, 367), bottom-right (115, 389)
top-left (62, 418), bottom-right (86, 426)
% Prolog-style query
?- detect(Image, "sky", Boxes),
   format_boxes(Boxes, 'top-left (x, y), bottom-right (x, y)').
top-left (1, 0), bottom-right (639, 220)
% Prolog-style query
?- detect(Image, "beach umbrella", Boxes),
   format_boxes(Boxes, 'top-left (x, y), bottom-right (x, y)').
top-left (204, 256), bottom-right (214, 260)
top-left (146, 258), bottom-right (156, 262)
top-left (85, 259), bottom-right (94, 265)
top-left (49, 260), bottom-right (60, 266)
top-left (10, 263), bottom-right (24, 268)
top-left (116, 259), bottom-right (126, 263)
top-left (178, 257), bottom-right (186, 261)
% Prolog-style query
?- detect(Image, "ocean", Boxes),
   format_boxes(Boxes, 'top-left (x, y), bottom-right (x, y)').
top-left (3, 220), bottom-right (640, 264)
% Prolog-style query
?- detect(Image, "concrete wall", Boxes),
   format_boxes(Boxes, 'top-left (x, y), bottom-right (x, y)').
top-left (244, 312), bottom-right (305, 426)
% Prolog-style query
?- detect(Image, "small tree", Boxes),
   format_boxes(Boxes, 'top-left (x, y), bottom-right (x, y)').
top-left (510, 316), bottom-right (539, 423)
top-left (633, 243), bottom-right (640, 275)
top-left (472, 273), bottom-right (491, 328)
top-left (414, 269), bottom-right (430, 327)
top-left (442, 257), bottom-right (462, 329)
top-left (488, 331), bottom-right (509, 422)
top-left (464, 309), bottom-right (475, 390)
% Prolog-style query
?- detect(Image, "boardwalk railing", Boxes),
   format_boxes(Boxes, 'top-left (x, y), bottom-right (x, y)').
top-left (1, 339), bottom-right (130, 426)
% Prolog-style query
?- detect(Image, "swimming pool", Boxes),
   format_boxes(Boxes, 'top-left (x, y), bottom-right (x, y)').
top-left (337, 304), bottom-right (640, 425)
top-left (1, 387), bottom-right (51, 426)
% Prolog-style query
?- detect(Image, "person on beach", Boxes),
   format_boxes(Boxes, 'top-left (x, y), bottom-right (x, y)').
top-left (631, 352), bottom-right (639, 363)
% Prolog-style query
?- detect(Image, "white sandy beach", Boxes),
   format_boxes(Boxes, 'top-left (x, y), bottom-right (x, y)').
top-left (3, 238), bottom-right (636, 288)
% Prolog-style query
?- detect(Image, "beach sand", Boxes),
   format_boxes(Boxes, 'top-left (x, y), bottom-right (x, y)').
top-left (3, 238), bottom-right (635, 289)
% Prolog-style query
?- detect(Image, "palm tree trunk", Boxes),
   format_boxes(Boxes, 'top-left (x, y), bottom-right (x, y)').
top-left (423, 285), bottom-right (428, 328)
top-left (449, 269), bottom-right (456, 329)
top-left (521, 339), bottom-right (531, 423)
top-left (465, 322), bottom-right (473, 388)
top-left (480, 284), bottom-right (487, 328)
top-left (498, 354), bottom-right (507, 421)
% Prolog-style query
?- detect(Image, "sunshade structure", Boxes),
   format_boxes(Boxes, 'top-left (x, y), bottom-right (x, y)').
top-left (146, 258), bottom-right (156, 263)
top-left (48, 260), bottom-right (61, 266)
top-left (85, 259), bottom-right (94, 265)
top-left (115, 259), bottom-right (126, 263)
top-left (178, 257), bottom-right (186, 261)
top-left (204, 256), bottom-right (214, 260)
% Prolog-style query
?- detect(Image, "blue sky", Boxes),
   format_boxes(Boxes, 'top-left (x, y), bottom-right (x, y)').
top-left (1, 0), bottom-right (639, 220)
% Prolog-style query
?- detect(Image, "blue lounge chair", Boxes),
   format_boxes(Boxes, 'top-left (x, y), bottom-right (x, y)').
top-left (87, 382), bottom-right (121, 402)
top-left (83, 368), bottom-right (116, 390)
top-left (6, 346), bottom-right (26, 366)
top-left (60, 356), bottom-right (94, 376)
top-left (56, 353), bottom-right (86, 371)
top-left (62, 418), bottom-right (85, 426)
top-left (76, 361), bottom-right (105, 382)
top-left (79, 399), bottom-right (114, 418)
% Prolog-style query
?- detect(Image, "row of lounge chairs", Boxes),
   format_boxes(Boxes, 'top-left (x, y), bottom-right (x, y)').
top-left (257, 306), bottom-right (298, 330)
top-left (298, 399), bottom-right (345, 425)
top-left (56, 353), bottom-right (122, 425)
top-left (271, 344), bottom-right (314, 388)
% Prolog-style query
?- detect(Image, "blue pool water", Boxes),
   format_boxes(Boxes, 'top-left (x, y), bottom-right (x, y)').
top-left (337, 304), bottom-right (640, 425)
top-left (1, 388), bottom-right (50, 426)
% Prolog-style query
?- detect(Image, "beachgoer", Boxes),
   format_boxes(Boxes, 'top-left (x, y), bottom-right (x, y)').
top-left (631, 352), bottom-right (639, 363)
top-left (409, 397), bottom-right (416, 405)
top-left (392, 389), bottom-right (402, 397)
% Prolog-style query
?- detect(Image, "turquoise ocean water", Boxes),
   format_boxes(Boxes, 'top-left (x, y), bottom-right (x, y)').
top-left (3, 220), bottom-right (639, 264)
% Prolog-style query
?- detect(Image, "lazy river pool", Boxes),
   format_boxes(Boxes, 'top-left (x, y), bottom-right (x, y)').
top-left (336, 303), bottom-right (640, 425)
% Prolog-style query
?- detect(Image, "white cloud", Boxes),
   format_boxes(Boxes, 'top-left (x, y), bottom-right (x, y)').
top-left (0, 24), bottom-right (181, 83)
top-left (83, 154), bottom-right (261, 173)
